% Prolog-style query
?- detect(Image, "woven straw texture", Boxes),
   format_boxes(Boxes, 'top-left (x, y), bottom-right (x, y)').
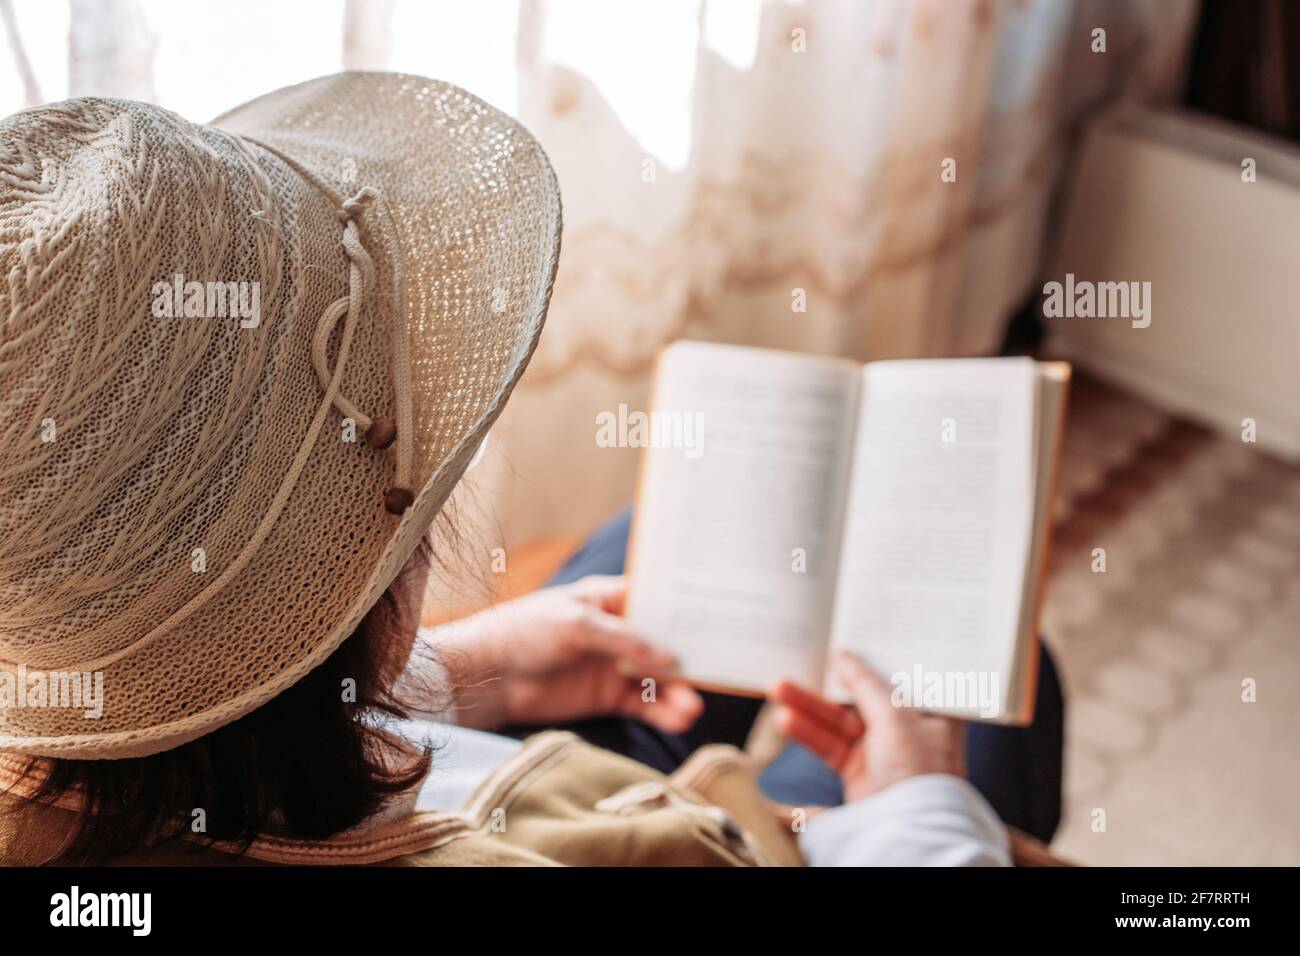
top-left (0, 72), bottom-right (561, 758)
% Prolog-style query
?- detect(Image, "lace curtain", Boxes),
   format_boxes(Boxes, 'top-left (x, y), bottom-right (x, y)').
top-left (0, 0), bottom-right (1198, 545)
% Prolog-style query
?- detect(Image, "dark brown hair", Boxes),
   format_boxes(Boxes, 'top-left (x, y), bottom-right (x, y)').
top-left (19, 538), bottom-right (442, 865)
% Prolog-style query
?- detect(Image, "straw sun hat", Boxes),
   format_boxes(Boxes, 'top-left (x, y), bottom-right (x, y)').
top-left (0, 72), bottom-right (561, 758)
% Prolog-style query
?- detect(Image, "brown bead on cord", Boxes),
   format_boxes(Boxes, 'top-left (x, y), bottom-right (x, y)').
top-left (366, 419), bottom-right (397, 449)
top-left (383, 486), bottom-right (414, 515)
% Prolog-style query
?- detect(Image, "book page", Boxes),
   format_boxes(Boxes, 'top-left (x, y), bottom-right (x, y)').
top-left (826, 358), bottom-right (1037, 720)
top-left (626, 342), bottom-right (862, 691)
top-left (1005, 364), bottom-right (1070, 720)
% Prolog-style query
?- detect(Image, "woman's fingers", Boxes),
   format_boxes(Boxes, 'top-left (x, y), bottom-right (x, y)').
top-left (566, 574), bottom-right (628, 614)
top-left (623, 679), bottom-right (704, 733)
top-left (773, 705), bottom-right (856, 773)
top-left (769, 679), bottom-right (865, 739)
top-left (830, 650), bottom-right (900, 726)
top-left (557, 579), bottom-right (683, 675)
top-left (569, 606), bottom-right (679, 674)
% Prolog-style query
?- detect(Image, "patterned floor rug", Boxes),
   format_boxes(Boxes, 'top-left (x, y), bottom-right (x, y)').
top-left (1045, 375), bottom-right (1300, 865)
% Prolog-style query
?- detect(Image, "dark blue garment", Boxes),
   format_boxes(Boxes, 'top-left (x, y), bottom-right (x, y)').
top-left (524, 506), bottom-right (1064, 842)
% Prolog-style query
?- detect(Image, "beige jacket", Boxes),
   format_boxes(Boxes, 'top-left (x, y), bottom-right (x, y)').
top-left (0, 732), bottom-right (804, 867)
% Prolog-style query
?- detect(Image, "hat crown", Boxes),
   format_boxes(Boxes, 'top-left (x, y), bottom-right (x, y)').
top-left (0, 98), bottom-right (290, 668)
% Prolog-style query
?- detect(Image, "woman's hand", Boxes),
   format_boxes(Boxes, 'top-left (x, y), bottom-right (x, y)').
top-left (769, 651), bottom-right (965, 802)
top-left (430, 575), bottom-right (704, 734)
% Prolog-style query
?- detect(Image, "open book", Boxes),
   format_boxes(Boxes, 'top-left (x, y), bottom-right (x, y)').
top-left (625, 342), bottom-right (1070, 724)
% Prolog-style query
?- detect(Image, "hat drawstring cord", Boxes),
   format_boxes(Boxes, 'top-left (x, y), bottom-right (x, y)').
top-left (240, 134), bottom-right (415, 517)
top-left (308, 186), bottom-right (415, 515)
